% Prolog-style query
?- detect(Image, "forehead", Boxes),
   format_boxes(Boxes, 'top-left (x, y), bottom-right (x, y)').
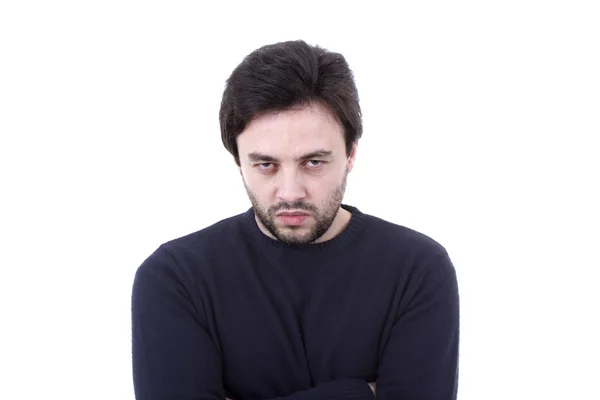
top-left (237, 102), bottom-right (344, 159)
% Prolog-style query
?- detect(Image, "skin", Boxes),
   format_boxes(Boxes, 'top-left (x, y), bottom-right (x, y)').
top-left (369, 382), bottom-right (376, 395)
top-left (236, 101), bottom-right (358, 245)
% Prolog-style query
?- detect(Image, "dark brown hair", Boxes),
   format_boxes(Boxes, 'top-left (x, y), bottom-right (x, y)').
top-left (219, 40), bottom-right (362, 166)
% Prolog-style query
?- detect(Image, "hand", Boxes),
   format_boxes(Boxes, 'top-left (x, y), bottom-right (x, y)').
top-left (368, 382), bottom-right (376, 396)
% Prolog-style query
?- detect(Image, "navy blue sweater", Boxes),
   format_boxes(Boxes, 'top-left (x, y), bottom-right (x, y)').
top-left (131, 205), bottom-right (459, 399)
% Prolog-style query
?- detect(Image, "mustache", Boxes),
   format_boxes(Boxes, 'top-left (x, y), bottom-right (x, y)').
top-left (269, 202), bottom-right (317, 214)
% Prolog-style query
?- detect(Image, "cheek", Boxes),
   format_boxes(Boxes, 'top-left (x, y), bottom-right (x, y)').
top-left (308, 174), bottom-right (342, 195)
top-left (241, 168), bottom-right (259, 187)
top-left (245, 176), bottom-right (275, 198)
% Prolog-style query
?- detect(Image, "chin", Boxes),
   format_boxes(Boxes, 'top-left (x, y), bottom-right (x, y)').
top-left (282, 230), bottom-right (322, 245)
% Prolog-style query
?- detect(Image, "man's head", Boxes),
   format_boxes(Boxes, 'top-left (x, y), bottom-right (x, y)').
top-left (219, 40), bottom-right (362, 245)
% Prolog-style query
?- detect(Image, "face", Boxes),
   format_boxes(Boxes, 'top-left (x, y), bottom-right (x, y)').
top-left (237, 102), bottom-right (357, 245)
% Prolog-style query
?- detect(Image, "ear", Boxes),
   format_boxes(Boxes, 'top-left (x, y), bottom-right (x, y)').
top-left (346, 141), bottom-right (359, 172)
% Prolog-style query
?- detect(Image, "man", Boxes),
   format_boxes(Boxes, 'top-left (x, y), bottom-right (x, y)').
top-left (132, 40), bottom-right (459, 399)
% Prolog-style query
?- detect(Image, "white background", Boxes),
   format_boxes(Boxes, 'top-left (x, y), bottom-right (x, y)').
top-left (1, 1), bottom-right (599, 399)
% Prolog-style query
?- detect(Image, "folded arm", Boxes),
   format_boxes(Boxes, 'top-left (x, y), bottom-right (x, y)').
top-left (132, 247), bottom-right (375, 400)
top-left (375, 251), bottom-right (460, 399)
top-left (132, 247), bottom-right (226, 399)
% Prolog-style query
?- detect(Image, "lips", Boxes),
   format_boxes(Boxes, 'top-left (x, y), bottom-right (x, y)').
top-left (276, 212), bottom-right (310, 226)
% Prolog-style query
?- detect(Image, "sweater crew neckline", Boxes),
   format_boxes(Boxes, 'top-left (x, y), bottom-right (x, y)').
top-left (240, 204), bottom-right (367, 254)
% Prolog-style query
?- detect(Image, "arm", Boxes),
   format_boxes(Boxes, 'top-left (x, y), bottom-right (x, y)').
top-left (265, 380), bottom-right (375, 400)
top-left (225, 381), bottom-right (373, 400)
top-left (375, 252), bottom-right (460, 399)
top-left (132, 246), bottom-right (375, 400)
top-left (131, 246), bottom-right (225, 400)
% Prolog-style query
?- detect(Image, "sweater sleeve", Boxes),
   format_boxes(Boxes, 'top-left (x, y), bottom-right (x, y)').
top-left (131, 246), bottom-right (225, 400)
top-left (375, 251), bottom-right (460, 400)
top-left (266, 378), bottom-right (374, 400)
top-left (132, 246), bottom-right (375, 400)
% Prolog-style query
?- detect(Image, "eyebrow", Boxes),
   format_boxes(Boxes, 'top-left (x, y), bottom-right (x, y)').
top-left (247, 149), bottom-right (333, 163)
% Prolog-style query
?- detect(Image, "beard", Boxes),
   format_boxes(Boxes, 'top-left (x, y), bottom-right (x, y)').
top-left (243, 169), bottom-right (348, 245)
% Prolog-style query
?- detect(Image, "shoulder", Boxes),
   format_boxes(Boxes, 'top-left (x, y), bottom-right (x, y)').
top-left (136, 209), bottom-right (248, 279)
top-left (162, 210), bottom-right (246, 255)
top-left (361, 210), bottom-right (448, 262)
top-left (358, 210), bottom-right (458, 303)
top-left (353, 208), bottom-right (456, 288)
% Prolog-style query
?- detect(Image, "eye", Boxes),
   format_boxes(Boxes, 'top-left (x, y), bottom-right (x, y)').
top-left (305, 160), bottom-right (325, 168)
top-left (256, 163), bottom-right (276, 171)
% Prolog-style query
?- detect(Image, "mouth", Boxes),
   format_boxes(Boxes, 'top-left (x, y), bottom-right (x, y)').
top-left (276, 212), bottom-right (310, 217)
top-left (276, 212), bottom-right (310, 226)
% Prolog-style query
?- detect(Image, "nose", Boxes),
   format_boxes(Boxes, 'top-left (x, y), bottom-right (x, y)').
top-left (276, 170), bottom-right (306, 203)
